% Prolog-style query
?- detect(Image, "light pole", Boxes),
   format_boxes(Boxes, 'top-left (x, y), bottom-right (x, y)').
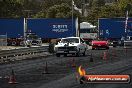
top-left (82, 0), bottom-right (85, 16)
top-left (125, 10), bottom-right (128, 40)
top-left (23, 10), bottom-right (33, 46)
top-left (125, 4), bottom-right (131, 40)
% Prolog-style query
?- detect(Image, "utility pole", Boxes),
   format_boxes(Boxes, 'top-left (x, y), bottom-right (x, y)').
top-left (82, 0), bottom-right (85, 16)
top-left (24, 18), bottom-right (27, 41)
top-left (125, 10), bottom-right (128, 40)
top-left (72, 0), bottom-right (74, 37)
top-left (125, 4), bottom-right (131, 40)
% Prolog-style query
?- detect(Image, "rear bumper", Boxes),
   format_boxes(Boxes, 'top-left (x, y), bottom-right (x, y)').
top-left (55, 46), bottom-right (78, 54)
top-left (92, 45), bottom-right (109, 49)
top-left (56, 50), bottom-right (77, 54)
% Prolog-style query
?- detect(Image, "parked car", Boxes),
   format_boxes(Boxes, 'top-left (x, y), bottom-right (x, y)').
top-left (54, 37), bottom-right (88, 57)
top-left (25, 32), bottom-right (42, 47)
top-left (91, 40), bottom-right (109, 50)
top-left (124, 36), bottom-right (132, 49)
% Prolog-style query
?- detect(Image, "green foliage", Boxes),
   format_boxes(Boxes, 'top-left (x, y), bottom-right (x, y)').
top-left (46, 3), bottom-right (80, 18)
top-left (92, 0), bottom-right (105, 7)
top-left (33, 11), bottom-right (46, 18)
top-left (56, 13), bottom-right (65, 18)
top-left (0, 0), bottom-right (23, 18)
top-left (0, 0), bottom-right (132, 24)
top-left (85, 0), bottom-right (132, 25)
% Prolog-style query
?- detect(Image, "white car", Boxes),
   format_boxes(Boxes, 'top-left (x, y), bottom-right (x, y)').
top-left (124, 36), bottom-right (132, 49)
top-left (25, 33), bottom-right (42, 47)
top-left (54, 37), bottom-right (88, 57)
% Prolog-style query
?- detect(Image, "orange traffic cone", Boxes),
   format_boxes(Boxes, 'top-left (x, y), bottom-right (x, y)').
top-left (103, 51), bottom-right (107, 60)
top-left (71, 58), bottom-right (76, 67)
top-left (8, 69), bottom-right (17, 84)
top-left (42, 62), bottom-right (49, 74)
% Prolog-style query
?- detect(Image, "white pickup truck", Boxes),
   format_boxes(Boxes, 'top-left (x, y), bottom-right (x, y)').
top-left (124, 36), bottom-right (132, 49)
top-left (25, 33), bottom-right (42, 47)
top-left (54, 37), bottom-right (88, 57)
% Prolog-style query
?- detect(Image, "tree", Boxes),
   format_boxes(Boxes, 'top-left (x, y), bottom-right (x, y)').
top-left (0, 0), bottom-right (43, 18)
top-left (0, 0), bottom-right (24, 18)
top-left (33, 11), bottom-right (46, 18)
top-left (113, 0), bottom-right (132, 17)
top-left (92, 0), bottom-right (105, 7)
top-left (56, 13), bottom-right (65, 18)
top-left (0, 0), bottom-right (132, 20)
top-left (46, 3), bottom-right (71, 18)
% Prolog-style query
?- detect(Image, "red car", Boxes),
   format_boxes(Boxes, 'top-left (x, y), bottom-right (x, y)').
top-left (91, 40), bottom-right (109, 50)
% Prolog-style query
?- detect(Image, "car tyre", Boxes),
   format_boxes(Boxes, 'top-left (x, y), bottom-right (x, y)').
top-left (83, 49), bottom-right (86, 56)
top-left (76, 49), bottom-right (80, 57)
top-left (76, 53), bottom-right (79, 57)
top-left (106, 47), bottom-right (109, 49)
top-left (64, 54), bottom-right (67, 57)
top-left (92, 47), bottom-right (95, 50)
top-left (27, 45), bottom-right (31, 47)
top-left (56, 53), bottom-right (60, 57)
top-left (83, 52), bottom-right (85, 56)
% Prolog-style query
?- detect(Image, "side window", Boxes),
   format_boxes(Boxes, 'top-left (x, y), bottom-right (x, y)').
top-left (80, 38), bottom-right (84, 43)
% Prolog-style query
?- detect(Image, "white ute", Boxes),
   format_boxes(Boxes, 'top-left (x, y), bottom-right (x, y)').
top-left (124, 36), bottom-right (132, 49)
top-left (54, 37), bottom-right (88, 57)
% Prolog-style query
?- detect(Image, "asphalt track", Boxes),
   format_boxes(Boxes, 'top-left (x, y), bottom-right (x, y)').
top-left (0, 47), bottom-right (132, 88)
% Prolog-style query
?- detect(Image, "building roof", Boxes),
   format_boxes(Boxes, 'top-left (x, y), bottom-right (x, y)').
top-left (80, 22), bottom-right (96, 29)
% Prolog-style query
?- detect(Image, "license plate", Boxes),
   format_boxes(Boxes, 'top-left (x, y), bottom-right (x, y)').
top-left (98, 44), bottom-right (101, 46)
top-left (64, 50), bottom-right (68, 52)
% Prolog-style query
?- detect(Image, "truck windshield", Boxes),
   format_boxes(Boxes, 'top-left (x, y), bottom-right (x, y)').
top-left (27, 34), bottom-right (38, 40)
top-left (61, 38), bottom-right (79, 43)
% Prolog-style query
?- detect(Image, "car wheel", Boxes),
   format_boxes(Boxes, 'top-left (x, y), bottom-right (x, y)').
top-left (12, 41), bottom-right (16, 46)
top-left (83, 49), bottom-right (86, 56)
top-left (76, 49), bottom-right (80, 57)
top-left (92, 47), bottom-right (95, 50)
top-left (113, 45), bottom-right (116, 47)
top-left (27, 45), bottom-right (31, 47)
top-left (64, 54), bottom-right (67, 57)
top-left (56, 53), bottom-right (60, 57)
top-left (106, 47), bottom-right (109, 49)
top-left (76, 53), bottom-right (79, 57)
top-left (72, 53), bottom-right (75, 56)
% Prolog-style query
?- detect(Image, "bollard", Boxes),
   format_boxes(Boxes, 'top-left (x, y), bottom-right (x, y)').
top-left (42, 62), bottom-right (49, 74)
